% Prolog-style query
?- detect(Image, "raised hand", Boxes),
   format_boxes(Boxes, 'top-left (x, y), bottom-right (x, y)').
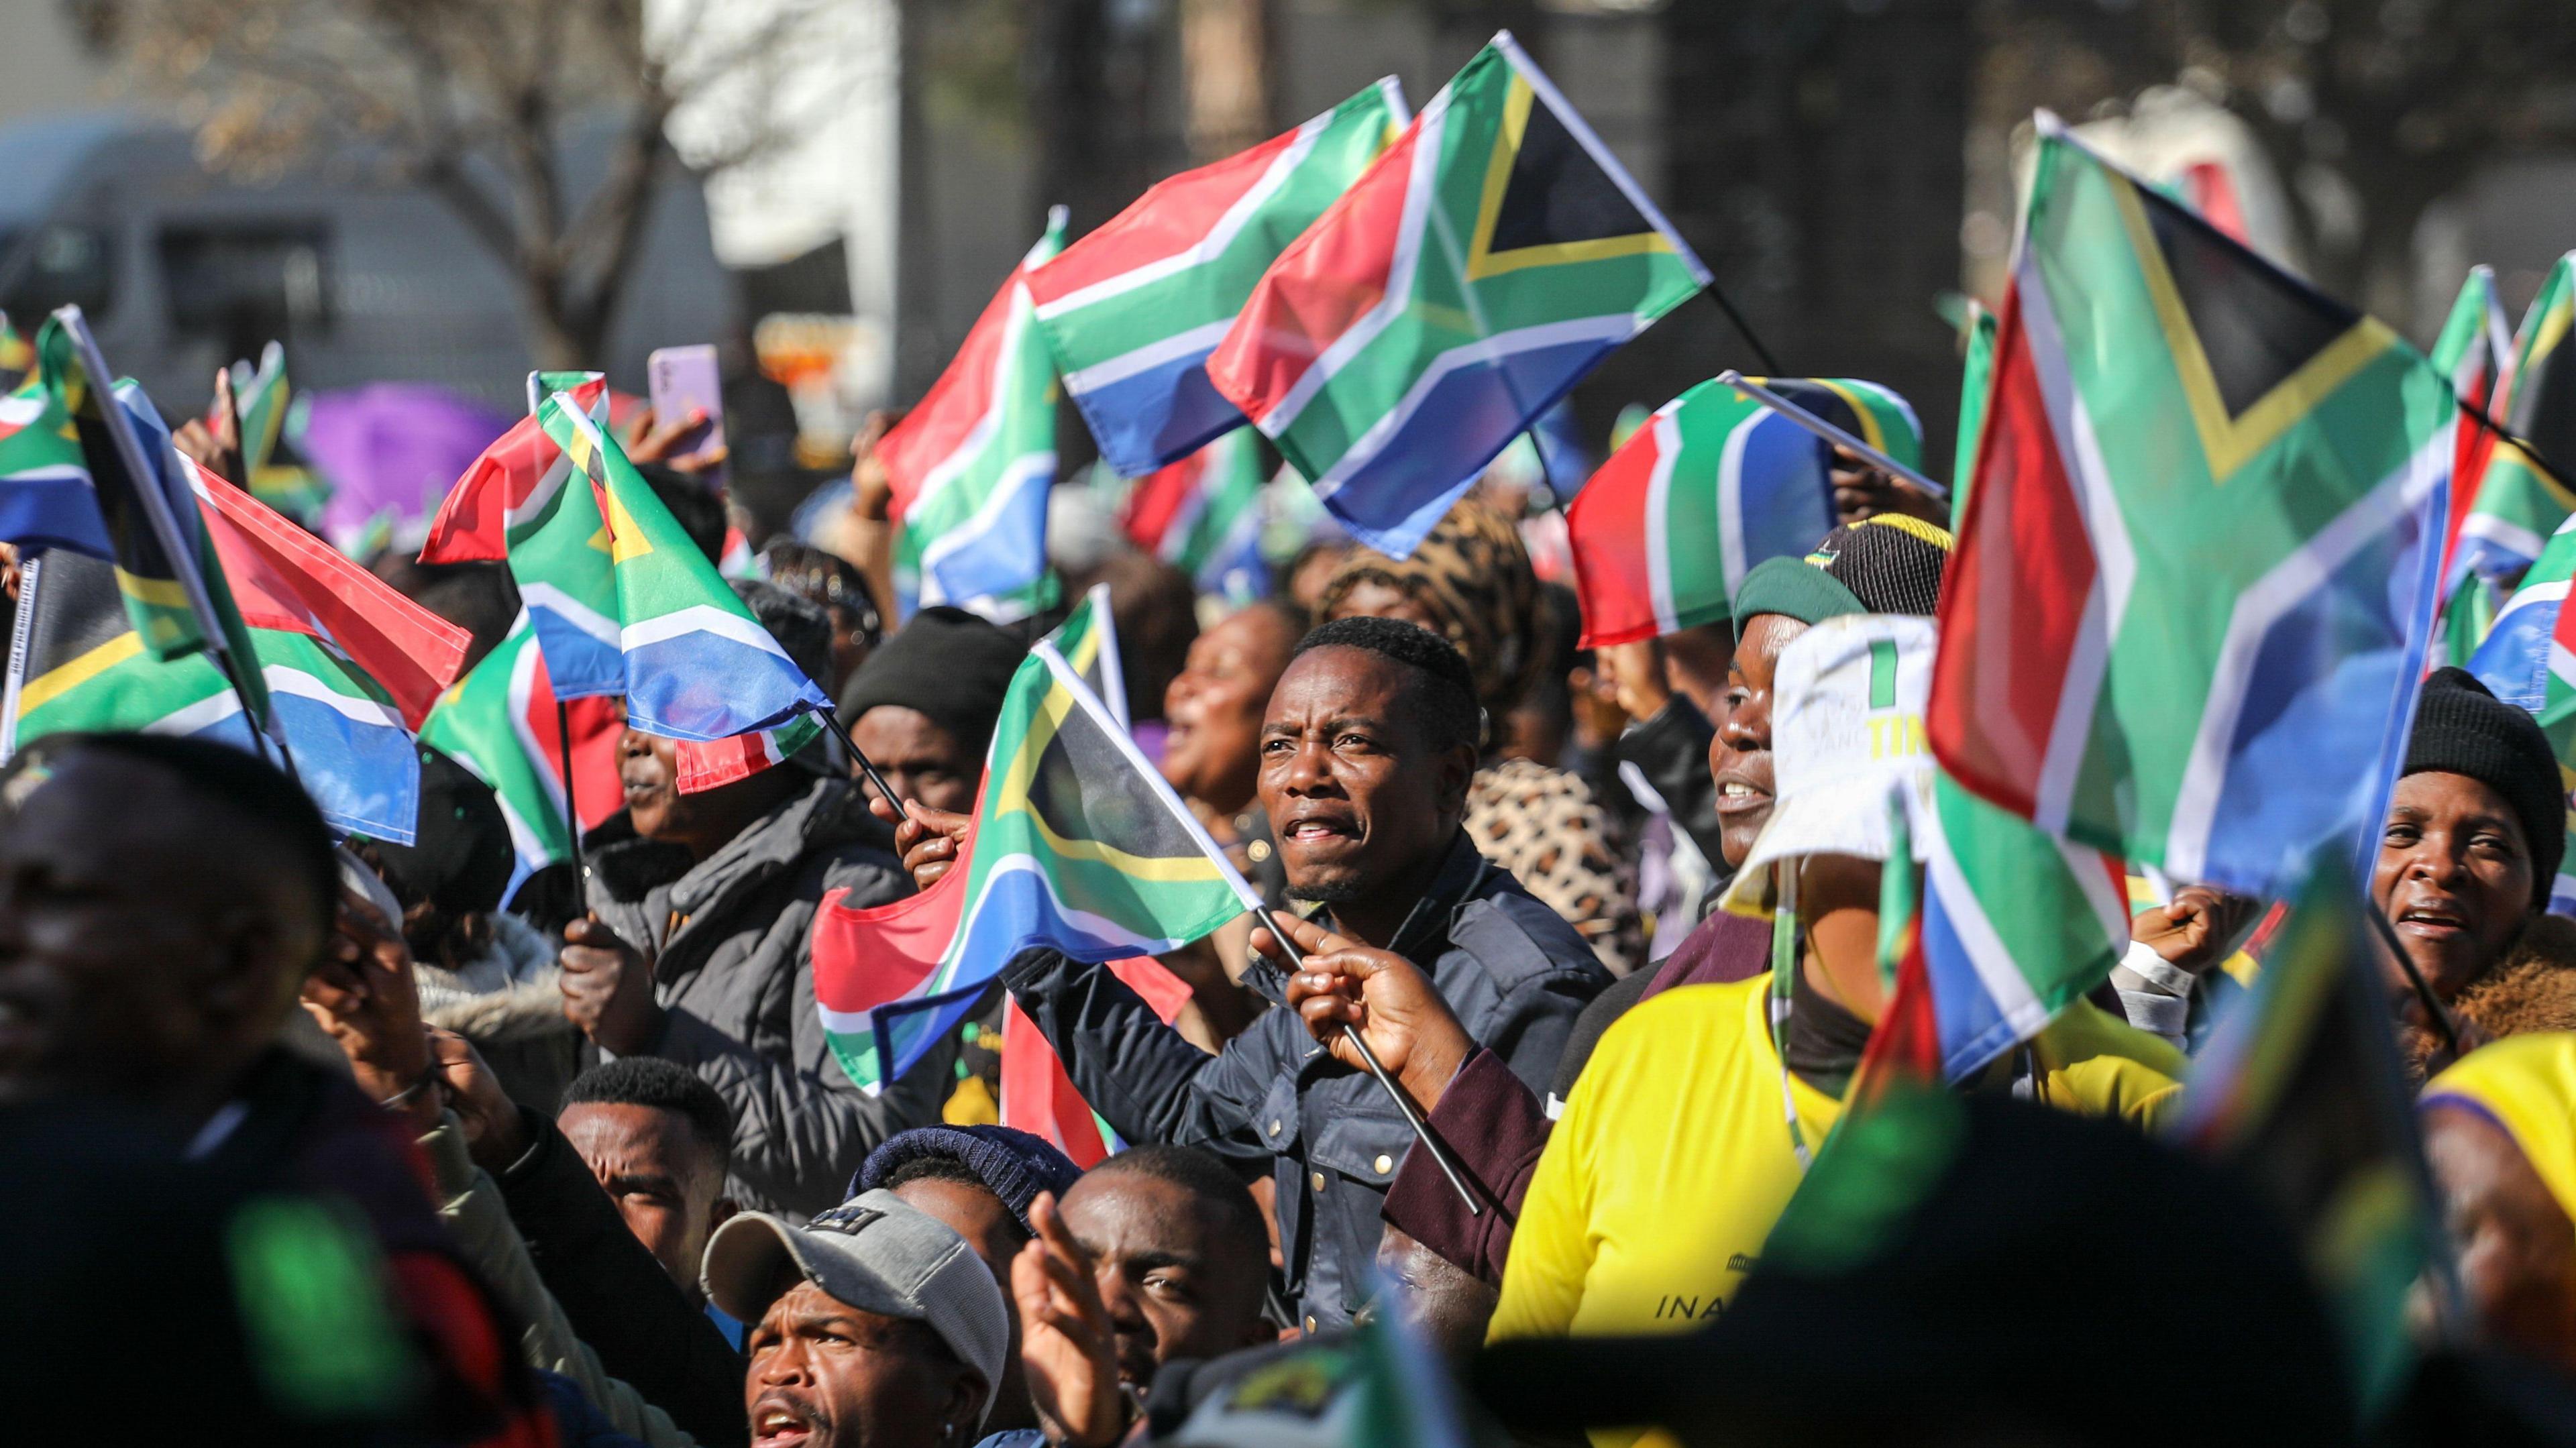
top-left (1594, 638), bottom-right (1672, 724)
top-left (1829, 444), bottom-right (1947, 526)
top-left (1262, 910), bottom-right (1471, 1111)
top-left (620, 405), bottom-right (722, 473)
top-left (303, 883), bottom-right (437, 1129)
top-left (1013, 1192), bottom-right (1128, 1448)
top-left (867, 792), bottom-right (973, 890)
top-left (425, 1027), bottom-right (530, 1172)
top-left (558, 915), bottom-right (663, 1055)
top-left (2131, 885), bottom-right (2257, 977)
top-left (849, 410), bottom-right (900, 523)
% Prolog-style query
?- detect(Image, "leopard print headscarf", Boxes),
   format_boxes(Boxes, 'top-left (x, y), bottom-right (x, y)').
top-left (1318, 500), bottom-right (1544, 718)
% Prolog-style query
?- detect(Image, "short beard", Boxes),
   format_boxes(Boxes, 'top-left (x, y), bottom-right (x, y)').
top-left (1286, 878), bottom-right (1362, 905)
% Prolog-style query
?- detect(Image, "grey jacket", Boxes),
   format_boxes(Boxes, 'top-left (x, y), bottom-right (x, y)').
top-left (1003, 832), bottom-right (1611, 1331)
top-left (584, 775), bottom-right (951, 1217)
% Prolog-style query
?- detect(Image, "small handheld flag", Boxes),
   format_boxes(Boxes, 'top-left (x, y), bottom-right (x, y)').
top-left (537, 394), bottom-right (833, 743)
top-left (2429, 266), bottom-right (2514, 586)
top-left (882, 213), bottom-right (1069, 622)
top-left (1567, 376), bottom-right (1911, 647)
top-left (1929, 117), bottom-right (2451, 896)
top-left (810, 635), bottom-right (1254, 1093)
top-left (1030, 78), bottom-right (1407, 476)
top-left (2455, 254), bottom-right (2576, 580)
top-left (1204, 31), bottom-right (1707, 559)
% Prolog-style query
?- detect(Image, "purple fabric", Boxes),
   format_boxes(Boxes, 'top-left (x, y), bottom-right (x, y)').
top-left (298, 385), bottom-right (513, 553)
top-left (1128, 719), bottom-right (1170, 766)
top-left (1641, 907), bottom-right (1772, 998)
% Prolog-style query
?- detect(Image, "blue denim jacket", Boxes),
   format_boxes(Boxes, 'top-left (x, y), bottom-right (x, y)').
top-left (1002, 833), bottom-right (1610, 1331)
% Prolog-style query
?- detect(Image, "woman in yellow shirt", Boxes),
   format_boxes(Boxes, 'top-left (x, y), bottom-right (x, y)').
top-left (1483, 617), bottom-right (2184, 1447)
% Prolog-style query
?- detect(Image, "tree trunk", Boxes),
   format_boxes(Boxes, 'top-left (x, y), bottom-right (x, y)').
top-left (1180, 0), bottom-right (1269, 162)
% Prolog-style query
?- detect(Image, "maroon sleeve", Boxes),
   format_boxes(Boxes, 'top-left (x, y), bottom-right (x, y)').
top-left (1379, 1047), bottom-right (1553, 1286)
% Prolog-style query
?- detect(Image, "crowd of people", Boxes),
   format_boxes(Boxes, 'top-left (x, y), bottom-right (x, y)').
top-left (11, 384), bottom-right (2576, 1448)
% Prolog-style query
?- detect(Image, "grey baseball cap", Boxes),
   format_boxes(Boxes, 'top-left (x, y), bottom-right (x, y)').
top-left (702, 1188), bottom-right (1011, 1424)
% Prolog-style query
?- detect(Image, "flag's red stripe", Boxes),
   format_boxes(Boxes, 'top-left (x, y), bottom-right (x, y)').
top-left (677, 734), bottom-right (757, 794)
top-left (1000, 956), bottom-right (1191, 1170)
top-left (1024, 128), bottom-right (1305, 306)
top-left (194, 465), bottom-right (471, 728)
top-left (418, 380), bottom-right (607, 565)
top-left (810, 832), bottom-right (978, 1015)
top-left (1929, 279), bottom-right (2098, 818)
top-left (879, 268), bottom-right (1029, 519)
top-left (2440, 357), bottom-right (2499, 574)
top-left (513, 655), bottom-right (624, 834)
top-left (1203, 117), bottom-right (1417, 422)
top-left (1122, 451), bottom-right (1209, 555)
top-left (1001, 998), bottom-right (1112, 1168)
top-left (1566, 420), bottom-right (1663, 648)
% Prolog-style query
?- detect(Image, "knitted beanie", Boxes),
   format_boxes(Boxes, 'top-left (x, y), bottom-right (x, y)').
top-left (835, 606), bottom-right (1028, 761)
top-left (1733, 514), bottom-right (1954, 630)
top-left (2404, 667), bottom-right (2565, 905)
top-left (851, 1125), bottom-right (1085, 1235)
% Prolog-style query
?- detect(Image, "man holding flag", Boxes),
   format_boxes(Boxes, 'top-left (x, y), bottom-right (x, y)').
top-left (902, 615), bottom-right (1611, 1333)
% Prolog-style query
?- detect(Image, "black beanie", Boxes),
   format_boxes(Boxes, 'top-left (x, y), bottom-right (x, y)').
top-left (835, 606), bottom-right (1028, 762)
top-left (2404, 667), bottom-right (2565, 905)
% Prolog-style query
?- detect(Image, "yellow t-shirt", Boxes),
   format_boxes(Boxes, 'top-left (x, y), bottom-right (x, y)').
top-left (1487, 977), bottom-right (2184, 1448)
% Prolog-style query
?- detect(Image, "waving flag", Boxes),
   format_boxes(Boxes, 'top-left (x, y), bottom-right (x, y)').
top-left (882, 212), bottom-right (1069, 622)
top-left (810, 636), bottom-right (1254, 1092)
top-left (5, 479), bottom-right (472, 845)
top-left (539, 394), bottom-right (833, 742)
top-left (1204, 32), bottom-right (1707, 559)
top-left (191, 463), bottom-right (468, 729)
top-left (2171, 854), bottom-right (2440, 1414)
top-left (0, 371), bottom-right (113, 557)
top-left (418, 374), bottom-right (610, 564)
top-left (2430, 267), bottom-right (2515, 586)
top-left (1919, 770), bottom-right (2132, 1080)
top-left (1928, 118), bottom-right (2450, 895)
top-left (2456, 254), bottom-right (2576, 580)
top-left (25, 317), bottom-right (244, 667)
top-left (2467, 510), bottom-right (2576, 911)
top-left (421, 374), bottom-right (622, 700)
top-left (1565, 377), bottom-right (1917, 646)
top-left (219, 341), bottom-right (327, 524)
top-left (1029, 80), bottom-right (1406, 475)
top-left (421, 616), bottom-right (572, 897)
top-left (1120, 429), bottom-right (1272, 603)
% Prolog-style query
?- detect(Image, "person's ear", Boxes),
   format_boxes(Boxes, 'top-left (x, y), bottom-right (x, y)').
top-left (939, 1366), bottom-right (986, 1444)
top-left (709, 1196), bottom-right (739, 1232)
top-left (1436, 739), bottom-right (1477, 818)
top-left (200, 906), bottom-right (297, 1030)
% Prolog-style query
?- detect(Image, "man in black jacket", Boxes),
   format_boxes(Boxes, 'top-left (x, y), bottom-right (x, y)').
top-left (898, 617), bottom-right (1610, 1333)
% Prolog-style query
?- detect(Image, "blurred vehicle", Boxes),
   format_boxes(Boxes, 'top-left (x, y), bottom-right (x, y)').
top-left (0, 110), bottom-right (734, 416)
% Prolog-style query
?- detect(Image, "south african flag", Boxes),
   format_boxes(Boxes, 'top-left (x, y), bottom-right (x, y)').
top-left (1205, 31), bottom-right (1707, 559)
top-left (810, 631), bottom-right (1254, 1093)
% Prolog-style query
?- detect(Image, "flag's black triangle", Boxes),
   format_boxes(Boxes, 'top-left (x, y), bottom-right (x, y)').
top-left (1487, 94), bottom-right (1653, 255)
top-left (1028, 696), bottom-right (1202, 861)
top-left (2133, 184), bottom-right (2358, 422)
top-left (2506, 310), bottom-right (2576, 478)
